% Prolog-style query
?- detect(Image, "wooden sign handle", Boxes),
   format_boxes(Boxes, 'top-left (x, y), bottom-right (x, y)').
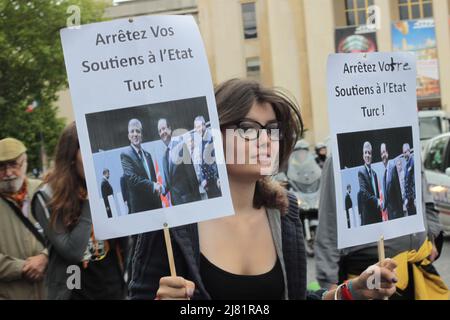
top-left (377, 235), bottom-right (388, 300)
top-left (164, 227), bottom-right (177, 277)
top-left (377, 235), bottom-right (385, 261)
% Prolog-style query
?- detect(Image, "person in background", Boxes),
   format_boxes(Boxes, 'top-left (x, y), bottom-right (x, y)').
top-left (32, 168), bottom-right (41, 179)
top-left (314, 142), bottom-right (327, 169)
top-left (0, 138), bottom-right (48, 299)
top-left (31, 122), bottom-right (126, 300)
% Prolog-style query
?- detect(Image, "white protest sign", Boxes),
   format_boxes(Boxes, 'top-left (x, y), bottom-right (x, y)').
top-left (60, 15), bottom-right (234, 240)
top-left (327, 52), bottom-right (425, 249)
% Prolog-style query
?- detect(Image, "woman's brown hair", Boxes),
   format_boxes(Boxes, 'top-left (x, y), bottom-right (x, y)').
top-left (45, 121), bottom-right (86, 230)
top-left (215, 79), bottom-right (303, 213)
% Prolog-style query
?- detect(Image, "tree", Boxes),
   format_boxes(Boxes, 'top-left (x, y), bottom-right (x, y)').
top-left (0, 0), bottom-right (107, 172)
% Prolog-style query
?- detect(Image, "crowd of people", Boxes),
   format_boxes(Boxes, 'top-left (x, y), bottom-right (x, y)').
top-left (0, 79), bottom-right (447, 300)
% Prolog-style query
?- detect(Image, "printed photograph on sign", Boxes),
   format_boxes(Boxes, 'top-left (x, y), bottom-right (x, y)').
top-left (85, 96), bottom-right (222, 219)
top-left (337, 127), bottom-right (416, 229)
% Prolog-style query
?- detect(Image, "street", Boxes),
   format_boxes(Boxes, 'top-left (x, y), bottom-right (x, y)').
top-left (306, 237), bottom-right (450, 297)
top-left (434, 238), bottom-right (450, 288)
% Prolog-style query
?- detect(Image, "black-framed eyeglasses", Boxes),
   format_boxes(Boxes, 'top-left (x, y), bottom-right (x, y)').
top-left (223, 118), bottom-right (283, 141)
top-left (0, 157), bottom-right (26, 173)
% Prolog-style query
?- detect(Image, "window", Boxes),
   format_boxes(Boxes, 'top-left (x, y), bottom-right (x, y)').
top-left (345, 0), bottom-right (375, 26)
top-left (242, 2), bottom-right (257, 39)
top-left (398, 0), bottom-right (433, 20)
top-left (246, 57), bottom-right (260, 80)
top-left (424, 135), bottom-right (449, 172)
top-left (419, 116), bottom-right (442, 140)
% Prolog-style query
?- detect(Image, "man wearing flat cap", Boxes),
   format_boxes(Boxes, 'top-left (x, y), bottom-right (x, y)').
top-left (0, 138), bottom-right (48, 299)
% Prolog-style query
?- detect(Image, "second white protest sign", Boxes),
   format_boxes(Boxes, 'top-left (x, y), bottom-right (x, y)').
top-left (327, 52), bottom-right (424, 249)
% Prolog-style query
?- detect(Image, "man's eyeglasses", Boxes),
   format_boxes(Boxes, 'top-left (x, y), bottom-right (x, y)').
top-left (0, 158), bottom-right (26, 173)
top-left (223, 119), bottom-right (283, 141)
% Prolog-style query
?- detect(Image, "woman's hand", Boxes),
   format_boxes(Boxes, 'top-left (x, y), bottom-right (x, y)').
top-left (351, 258), bottom-right (398, 300)
top-left (156, 276), bottom-right (195, 300)
top-left (428, 243), bottom-right (439, 262)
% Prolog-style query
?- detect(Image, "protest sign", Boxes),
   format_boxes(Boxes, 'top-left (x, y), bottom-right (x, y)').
top-left (327, 52), bottom-right (425, 249)
top-left (60, 15), bottom-right (234, 240)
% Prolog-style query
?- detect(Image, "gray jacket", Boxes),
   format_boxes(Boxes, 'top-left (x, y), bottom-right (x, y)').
top-left (0, 178), bottom-right (47, 300)
top-left (31, 185), bottom-right (92, 299)
top-left (315, 157), bottom-right (442, 289)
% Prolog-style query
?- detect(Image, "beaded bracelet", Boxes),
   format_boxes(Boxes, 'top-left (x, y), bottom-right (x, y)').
top-left (341, 281), bottom-right (354, 300)
top-left (347, 279), bottom-right (358, 299)
top-left (334, 283), bottom-right (345, 300)
top-left (333, 282), bottom-right (354, 300)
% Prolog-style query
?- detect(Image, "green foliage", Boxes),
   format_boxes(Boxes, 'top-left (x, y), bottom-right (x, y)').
top-left (0, 0), bottom-right (107, 171)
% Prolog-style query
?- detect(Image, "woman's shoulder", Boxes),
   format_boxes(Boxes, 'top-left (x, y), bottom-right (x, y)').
top-left (30, 185), bottom-right (53, 232)
top-left (34, 183), bottom-right (53, 199)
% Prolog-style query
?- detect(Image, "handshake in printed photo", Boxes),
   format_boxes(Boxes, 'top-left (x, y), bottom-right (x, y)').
top-left (153, 182), bottom-right (166, 196)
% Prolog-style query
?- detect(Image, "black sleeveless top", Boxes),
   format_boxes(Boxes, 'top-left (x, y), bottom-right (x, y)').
top-left (200, 253), bottom-right (285, 300)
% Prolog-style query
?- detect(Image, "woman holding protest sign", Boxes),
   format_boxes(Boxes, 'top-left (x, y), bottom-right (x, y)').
top-left (129, 79), bottom-right (398, 300)
top-left (31, 122), bottom-right (127, 300)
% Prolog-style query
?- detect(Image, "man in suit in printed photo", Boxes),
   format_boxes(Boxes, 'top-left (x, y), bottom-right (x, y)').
top-left (380, 143), bottom-right (404, 220)
top-left (344, 184), bottom-right (353, 228)
top-left (120, 174), bottom-right (131, 214)
top-left (403, 143), bottom-right (416, 216)
top-left (120, 119), bottom-right (163, 214)
top-left (358, 141), bottom-right (382, 226)
top-left (158, 118), bottom-right (201, 206)
top-left (192, 116), bottom-right (221, 200)
top-left (101, 168), bottom-right (114, 218)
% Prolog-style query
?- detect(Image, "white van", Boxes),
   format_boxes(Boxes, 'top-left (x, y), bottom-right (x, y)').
top-left (418, 110), bottom-right (450, 144)
top-left (422, 132), bottom-right (450, 236)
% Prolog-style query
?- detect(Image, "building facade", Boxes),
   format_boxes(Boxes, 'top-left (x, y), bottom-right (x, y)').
top-left (57, 0), bottom-right (450, 144)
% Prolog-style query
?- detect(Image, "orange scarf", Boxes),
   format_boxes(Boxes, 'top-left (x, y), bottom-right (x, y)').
top-left (2, 180), bottom-right (28, 208)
